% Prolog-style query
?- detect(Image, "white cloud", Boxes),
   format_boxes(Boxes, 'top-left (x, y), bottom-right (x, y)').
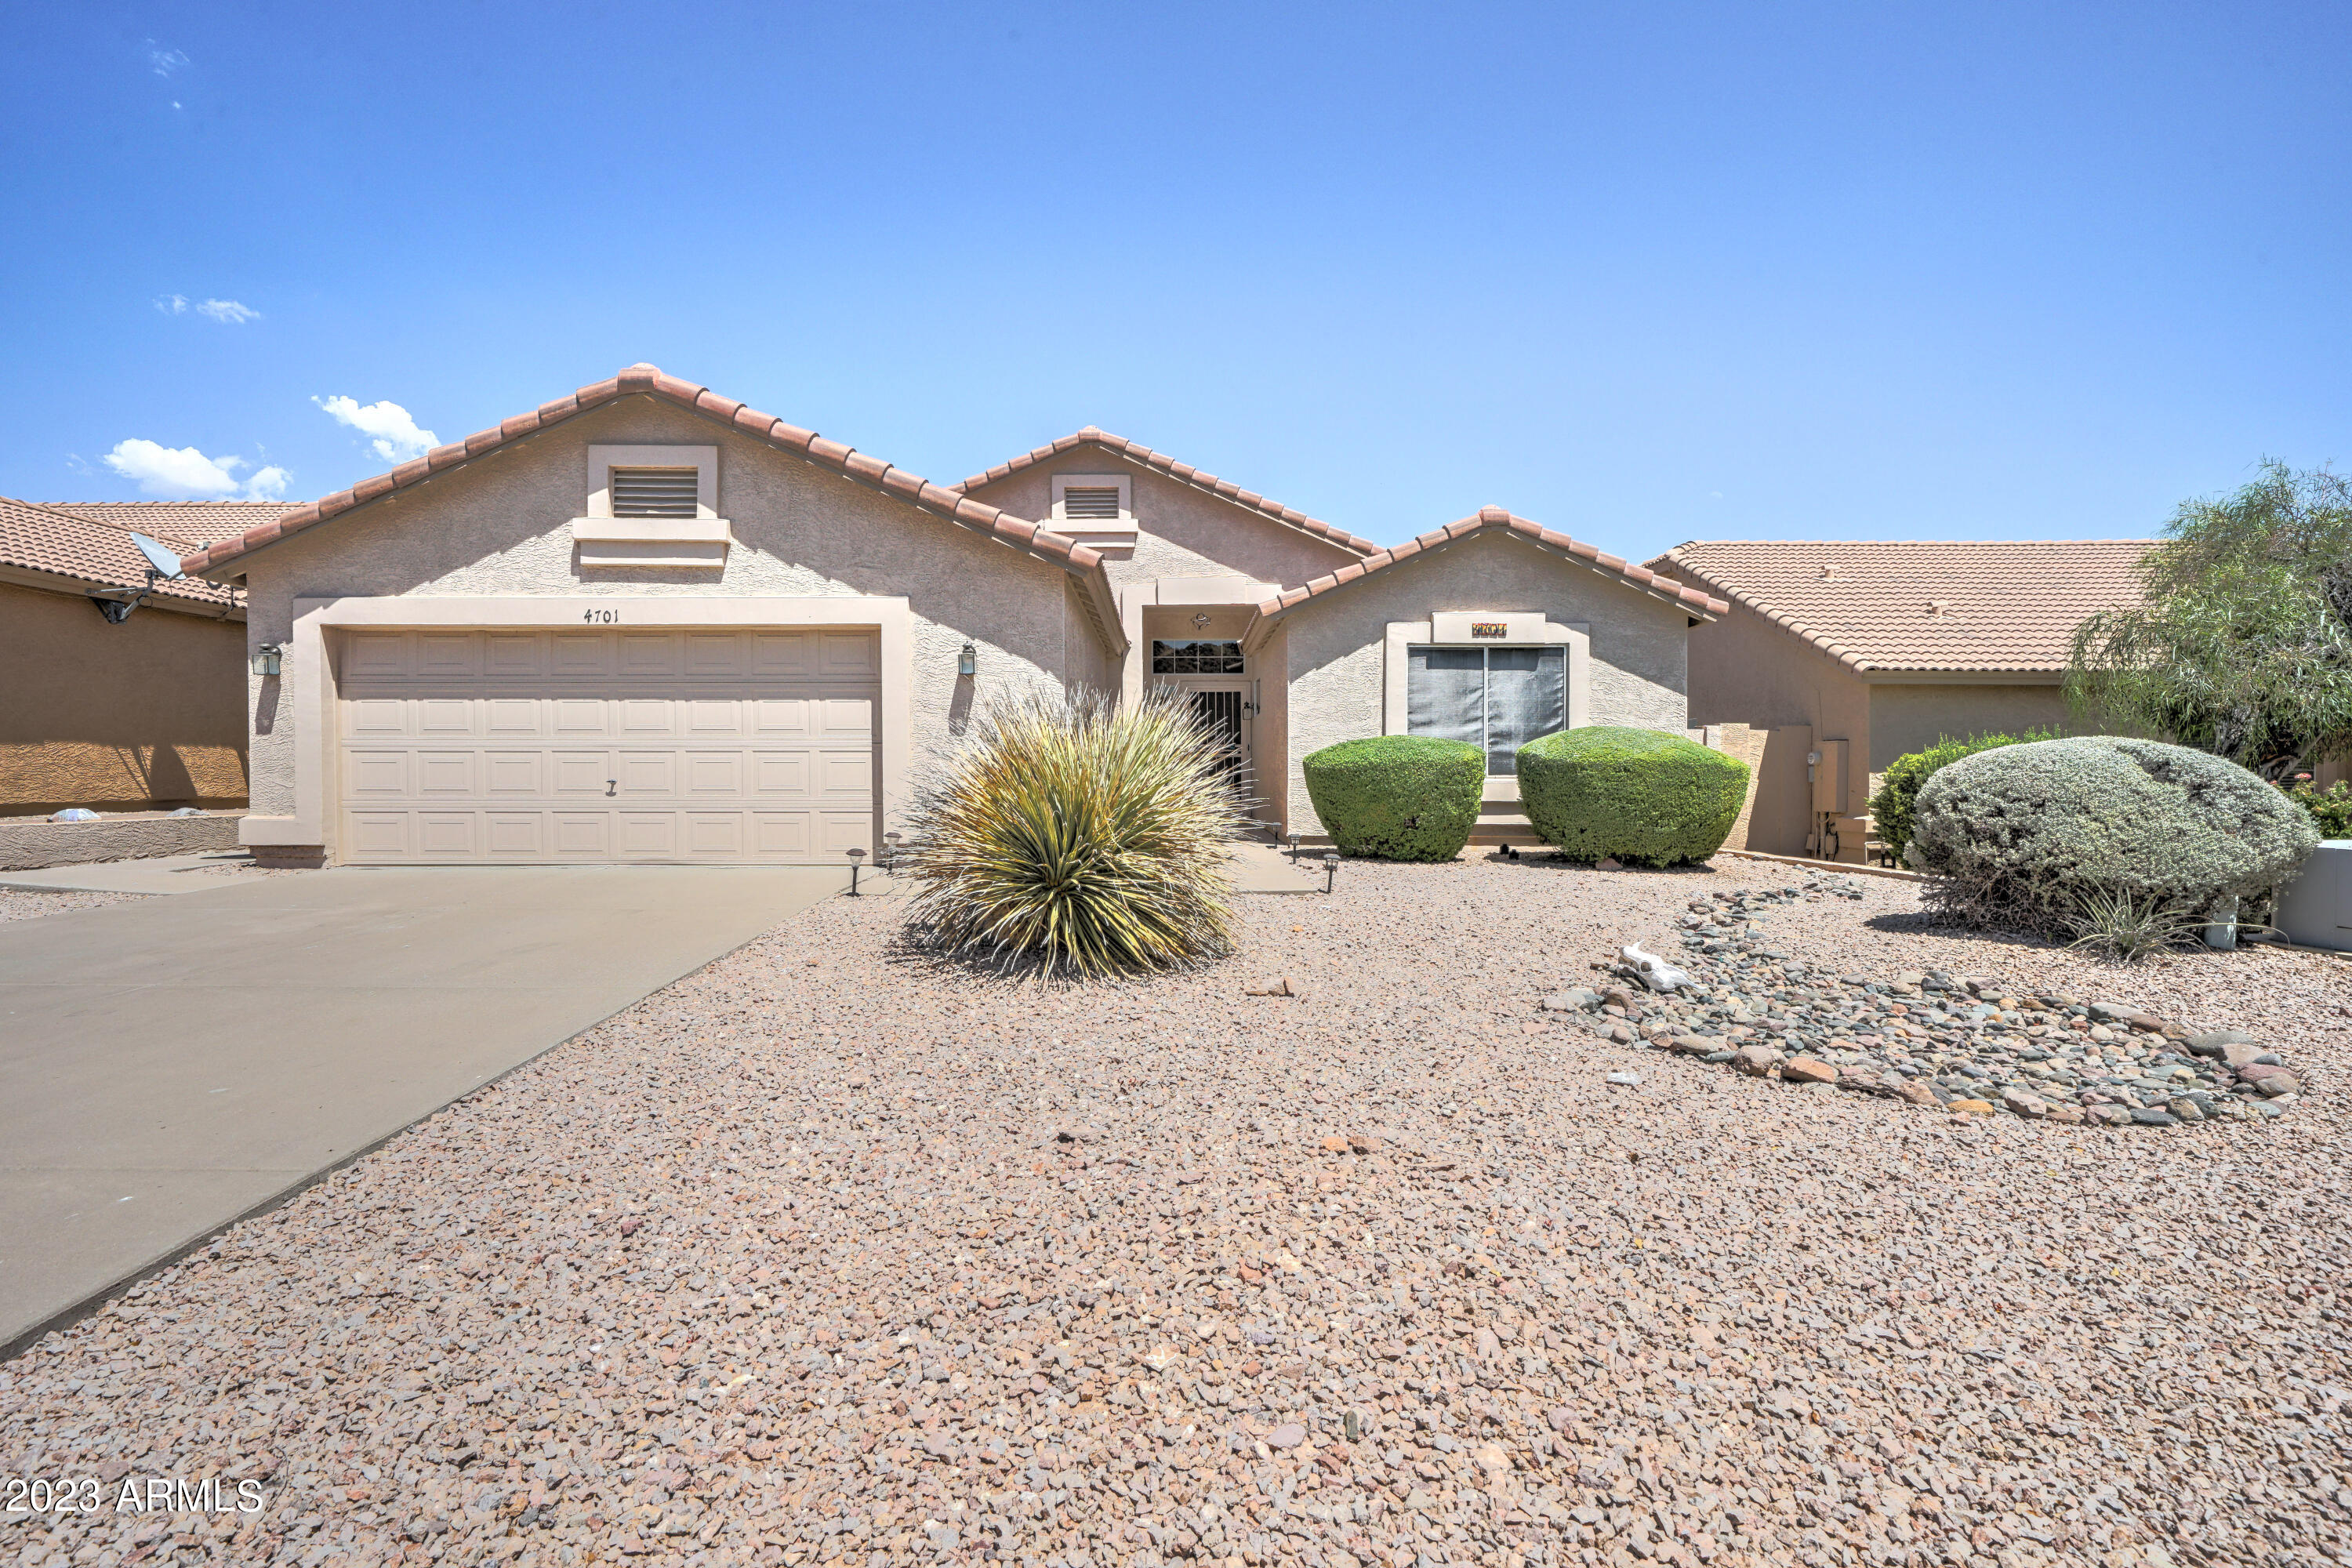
top-left (103, 439), bottom-right (288, 502)
top-left (195, 298), bottom-right (258, 325)
top-left (154, 294), bottom-right (188, 314)
top-left (315, 395), bottom-right (438, 463)
top-left (147, 43), bottom-right (188, 77)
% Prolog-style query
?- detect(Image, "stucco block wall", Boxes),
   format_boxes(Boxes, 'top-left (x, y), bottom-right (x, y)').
top-left (1865, 683), bottom-right (2073, 772)
top-left (235, 397), bottom-right (1113, 829)
top-left (966, 456), bottom-right (1360, 593)
top-left (1274, 532), bottom-right (1693, 837)
top-left (0, 579), bottom-right (249, 813)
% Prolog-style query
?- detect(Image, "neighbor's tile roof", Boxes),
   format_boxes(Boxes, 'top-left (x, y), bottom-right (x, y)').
top-left (1646, 539), bottom-right (2152, 673)
top-left (1255, 506), bottom-right (1728, 619)
top-left (962, 427), bottom-right (1381, 555)
top-left (42, 500), bottom-right (294, 546)
top-left (179, 365), bottom-right (1112, 593)
top-left (0, 495), bottom-right (241, 611)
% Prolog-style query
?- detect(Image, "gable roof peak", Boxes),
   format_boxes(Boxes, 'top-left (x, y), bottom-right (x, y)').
top-left (962, 426), bottom-right (1379, 556)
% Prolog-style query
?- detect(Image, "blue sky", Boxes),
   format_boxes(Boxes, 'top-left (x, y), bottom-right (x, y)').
top-left (5, 2), bottom-right (2347, 561)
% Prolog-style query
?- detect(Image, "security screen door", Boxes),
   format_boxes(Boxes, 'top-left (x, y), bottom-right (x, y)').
top-left (1406, 645), bottom-right (1567, 773)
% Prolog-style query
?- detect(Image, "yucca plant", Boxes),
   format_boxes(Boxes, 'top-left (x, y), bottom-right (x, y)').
top-left (2063, 885), bottom-right (2205, 963)
top-left (894, 688), bottom-right (1250, 979)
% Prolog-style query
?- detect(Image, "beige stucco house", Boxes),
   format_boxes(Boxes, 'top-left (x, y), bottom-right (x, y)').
top-left (182, 364), bottom-right (1720, 866)
top-left (0, 496), bottom-right (264, 814)
top-left (1645, 539), bottom-right (2148, 861)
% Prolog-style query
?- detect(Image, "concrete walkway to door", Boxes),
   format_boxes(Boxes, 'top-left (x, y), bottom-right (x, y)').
top-left (0, 864), bottom-right (847, 1356)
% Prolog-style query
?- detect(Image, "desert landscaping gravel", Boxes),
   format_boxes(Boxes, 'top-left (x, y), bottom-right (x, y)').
top-left (3, 855), bottom-right (2350, 1568)
top-left (0, 887), bottom-right (150, 923)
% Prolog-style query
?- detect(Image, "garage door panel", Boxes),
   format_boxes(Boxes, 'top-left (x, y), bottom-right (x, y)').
top-left (337, 626), bottom-right (876, 863)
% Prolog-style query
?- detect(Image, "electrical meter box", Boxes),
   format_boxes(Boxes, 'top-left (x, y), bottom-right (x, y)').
top-left (1809, 739), bottom-right (1850, 815)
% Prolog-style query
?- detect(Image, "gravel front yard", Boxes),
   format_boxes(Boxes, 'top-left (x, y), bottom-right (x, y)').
top-left (3, 857), bottom-right (2349, 1568)
top-left (0, 888), bottom-right (151, 922)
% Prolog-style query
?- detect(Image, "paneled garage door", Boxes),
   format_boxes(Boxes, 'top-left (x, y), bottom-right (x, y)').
top-left (336, 627), bottom-right (878, 863)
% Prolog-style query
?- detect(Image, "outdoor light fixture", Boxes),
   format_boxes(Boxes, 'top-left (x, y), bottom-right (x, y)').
top-left (957, 641), bottom-right (977, 677)
top-left (251, 643), bottom-right (283, 678)
top-left (847, 846), bottom-right (867, 896)
top-left (882, 830), bottom-right (902, 871)
top-left (1287, 832), bottom-right (1301, 862)
top-left (1323, 851), bottom-right (1340, 895)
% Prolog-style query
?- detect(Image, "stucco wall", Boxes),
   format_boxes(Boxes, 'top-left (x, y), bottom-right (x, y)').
top-left (1681, 597), bottom-right (1873, 811)
top-left (965, 452), bottom-right (1361, 594)
top-left (0, 579), bottom-right (248, 813)
top-left (235, 397), bottom-right (1114, 831)
top-left (1866, 682), bottom-right (2073, 772)
top-left (1275, 532), bottom-right (1694, 837)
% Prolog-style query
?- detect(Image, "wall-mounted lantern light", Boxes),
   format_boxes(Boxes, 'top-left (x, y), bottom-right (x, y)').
top-left (251, 642), bottom-right (283, 678)
top-left (957, 641), bottom-right (978, 677)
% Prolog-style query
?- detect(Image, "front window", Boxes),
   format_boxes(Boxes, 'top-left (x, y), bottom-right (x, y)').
top-left (1152, 639), bottom-right (1243, 675)
top-left (1406, 644), bottom-right (1565, 773)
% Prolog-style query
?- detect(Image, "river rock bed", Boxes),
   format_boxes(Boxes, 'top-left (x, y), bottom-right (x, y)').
top-left (1553, 877), bottom-right (2307, 1127)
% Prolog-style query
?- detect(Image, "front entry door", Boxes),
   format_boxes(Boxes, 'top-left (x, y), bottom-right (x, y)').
top-left (1162, 679), bottom-right (1255, 808)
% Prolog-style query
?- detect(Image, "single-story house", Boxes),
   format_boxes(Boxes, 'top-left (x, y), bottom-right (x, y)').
top-left (0, 495), bottom-right (266, 814)
top-left (180, 363), bottom-right (1723, 866)
top-left (1644, 539), bottom-right (2149, 861)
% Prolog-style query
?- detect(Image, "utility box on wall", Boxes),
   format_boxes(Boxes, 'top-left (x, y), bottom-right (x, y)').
top-left (2276, 841), bottom-right (2352, 953)
top-left (1809, 739), bottom-right (1850, 815)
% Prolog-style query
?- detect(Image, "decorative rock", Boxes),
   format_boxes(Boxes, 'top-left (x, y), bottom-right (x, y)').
top-left (1265, 1423), bottom-right (1308, 1449)
top-left (1732, 1045), bottom-right (1781, 1077)
top-left (1781, 1057), bottom-right (1838, 1084)
top-left (1947, 1098), bottom-right (1996, 1116)
top-left (1595, 857), bottom-right (1623, 871)
top-left (2223, 1043), bottom-right (2279, 1069)
top-left (1894, 1080), bottom-right (1940, 1107)
top-left (1541, 989), bottom-right (1602, 1012)
top-left (2131, 1107), bottom-right (2181, 1127)
top-left (1619, 943), bottom-right (1691, 992)
top-left (2185, 1028), bottom-right (2258, 1056)
top-left (1605, 1071), bottom-right (1642, 1087)
top-left (2000, 1087), bottom-right (2050, 1118)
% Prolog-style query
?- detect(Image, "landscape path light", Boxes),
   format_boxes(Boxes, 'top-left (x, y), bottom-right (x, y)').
top-left (1323, 851), bottom-right (1340, 895)
top-left (957, 641), bottom-right (978, 677)
top-left (847, 846), bottom-right (866, 895)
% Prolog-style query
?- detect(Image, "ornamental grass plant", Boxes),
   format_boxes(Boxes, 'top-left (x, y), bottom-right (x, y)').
top-left (894, 688), bottom-right (1249, 980)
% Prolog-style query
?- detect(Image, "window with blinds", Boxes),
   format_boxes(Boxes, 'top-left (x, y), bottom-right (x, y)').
top-left (1060, 486), bottom-right (1123, 521)
top-left (609, 467), bottom-right (702, 517)
top-left (1406, 644), bottom-right (1566, 774)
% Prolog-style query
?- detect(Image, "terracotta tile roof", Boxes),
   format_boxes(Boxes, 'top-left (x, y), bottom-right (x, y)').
top-left (1646, 539), bottom-right (2152, 674)
top-left (0, 495), bottom-right (241, 612)
top-left (42, 501), bottom-right (293, 546)
top-left (961, 427), bottom-right (1381, 555)
top-left (177, 365), bottom-right (1117, 610)
top-left (1253, 506), bottom-right (1728, 622)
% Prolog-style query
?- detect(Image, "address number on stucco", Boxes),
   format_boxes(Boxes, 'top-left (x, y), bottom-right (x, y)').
top-left (581, 609), bottom-right (621, 624)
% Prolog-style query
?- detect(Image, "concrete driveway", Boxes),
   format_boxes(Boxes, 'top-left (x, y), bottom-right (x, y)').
top-left (0, 865), bottom-right (850, 1356)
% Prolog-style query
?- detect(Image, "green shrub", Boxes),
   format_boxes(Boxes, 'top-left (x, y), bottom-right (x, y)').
top-left (1515, 726), bottom-right (1749, 866)
top-left (2281, 777), bottom-right (2352, 838)
top-left (1869, 727), bottom-right (2057, 865)
top-left (1908, 736), bottom-right (2320, 933)
top-left (895, 688), bottom-right (1248, 978)
top-left (1301, 735), bottom-right (1484, 861)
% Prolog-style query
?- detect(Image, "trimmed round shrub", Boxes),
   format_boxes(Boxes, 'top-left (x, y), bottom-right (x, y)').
top-left (895, 688), bottom-right (1249, 979)
top-left (1907, 736), bottom-right (2320, 928)
top-left (1515, 726), bottom-right (1749, 866)
top-left (1868, 727), bottom-right (2056, 866)
top-left (1301, 735), bottom-right (1484, 861)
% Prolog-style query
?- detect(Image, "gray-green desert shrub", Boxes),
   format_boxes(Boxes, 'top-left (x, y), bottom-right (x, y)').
top-left (1515, 727), bottom-right (1749, 866)
top-left (1907, 736), bottom-right (2319, 933)
top-left (1301, 735), bottom-right (1485, 861)
top-left (895, 688), bottom-right (1248, 979)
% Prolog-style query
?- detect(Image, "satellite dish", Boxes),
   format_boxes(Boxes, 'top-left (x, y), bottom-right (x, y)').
top-left (129, 532), bottom-right (185, 579)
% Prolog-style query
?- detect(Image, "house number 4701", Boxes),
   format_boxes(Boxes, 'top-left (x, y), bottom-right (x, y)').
top-left (581, 609), bottom-right (621, 624)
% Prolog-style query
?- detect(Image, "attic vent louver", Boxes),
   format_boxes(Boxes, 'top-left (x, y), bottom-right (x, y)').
top-left (1061, 486), bottom-right (1123, 521)
top-left (611, 467), bottom-right (701, 517)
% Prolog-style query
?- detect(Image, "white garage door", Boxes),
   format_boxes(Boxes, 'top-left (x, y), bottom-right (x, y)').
top-left (336, 627), bottom-right (878, 864)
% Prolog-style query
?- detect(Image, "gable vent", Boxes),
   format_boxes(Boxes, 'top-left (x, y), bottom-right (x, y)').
top-left (1061, 486), bottom-right (1123, 521)
top-left (611, 467), bottom-right (701, 517)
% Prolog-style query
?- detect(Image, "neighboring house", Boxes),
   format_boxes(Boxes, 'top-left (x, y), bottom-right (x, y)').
top-left (1645, 539), bottom-right (2149, 861)
top-left (179, 363), bottom-right (1719, 866)
top-left (0, 496), bottom-right (265, 814)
